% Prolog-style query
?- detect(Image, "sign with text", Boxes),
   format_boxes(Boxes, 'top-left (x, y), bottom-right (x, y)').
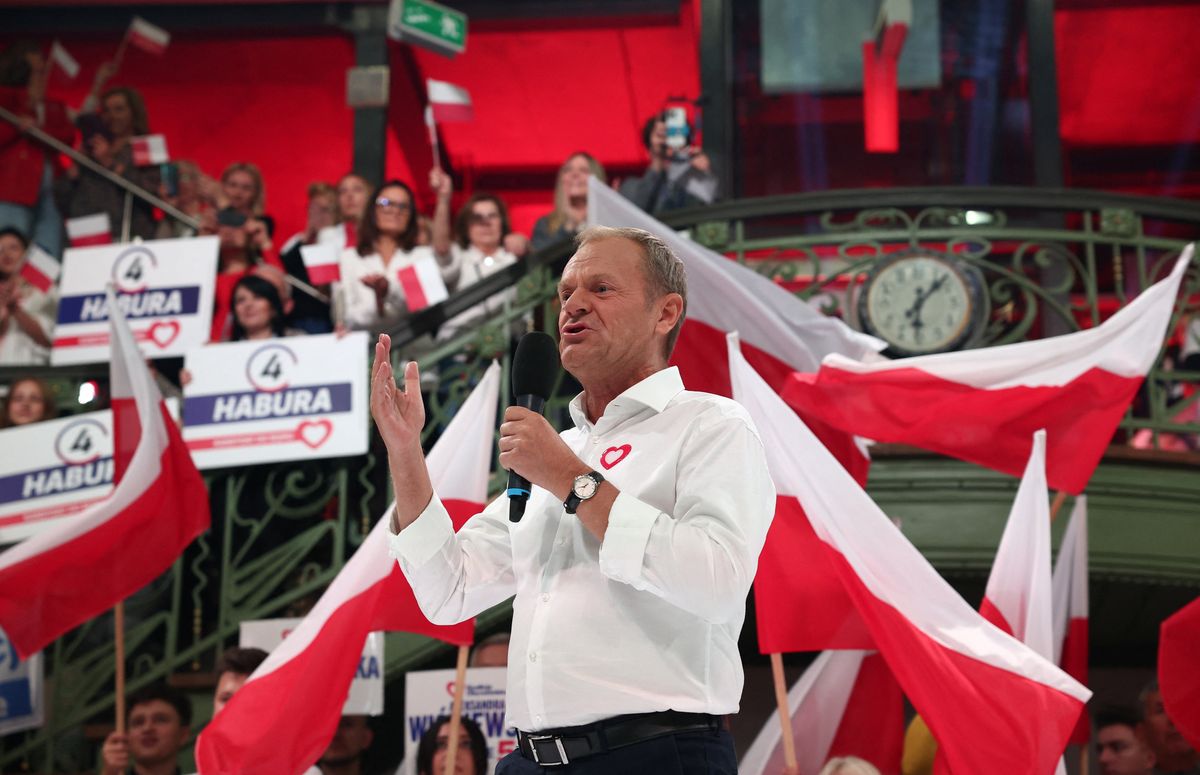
top-left (401, 667), bottom-right (512, 775)
top-left (388, 0), bottom-right (467, 57)
top-left (51, 236), bottom-right (218, 365)
top-left (0, 626), bottom-right (43, 735)
top-left (182, 332), bottom-right (369, 469)
top-left (239, 617), bottom-right (383, 715)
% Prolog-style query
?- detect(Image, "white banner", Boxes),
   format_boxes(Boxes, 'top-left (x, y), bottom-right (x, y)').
top-left (181, 332), bottom-right (369, 469)
top-left (239, 617), bottom-right (383, 715)
top-left (0, 626), bottom-right (43, 735)
top-left (51, 237), bottom-right (218, 365)
top-left (401, 667), bottom-right (514, 775)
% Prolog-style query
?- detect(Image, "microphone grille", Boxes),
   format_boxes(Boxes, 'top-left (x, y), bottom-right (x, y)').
top-left (512, 331), bottom-right (560, 399)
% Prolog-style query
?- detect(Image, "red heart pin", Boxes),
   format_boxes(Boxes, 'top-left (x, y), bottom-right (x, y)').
top-left (600, 444), bottom-right (631, 470)
top-left (146, 320), bottom-right (181, 349)
top-left (297, 419), bottom-right (333, 449)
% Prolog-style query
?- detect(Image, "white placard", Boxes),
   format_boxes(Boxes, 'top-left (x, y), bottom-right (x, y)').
top-left (181, 332), bottom-right (369, 469)
top-left (51, 237), bottom-right (218, 365)
top-left (0, 626), bottom-right (44, 735)
top-left (239, 617), bottom-right (383, 715)
top-left (401, 667), bottom-right (513, 775)
top-left (0, 400), bottom-right (181, 545)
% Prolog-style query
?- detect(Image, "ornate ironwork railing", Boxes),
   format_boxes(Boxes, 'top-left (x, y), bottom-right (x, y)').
top-left (2, 187), bottom-right (1197, 771)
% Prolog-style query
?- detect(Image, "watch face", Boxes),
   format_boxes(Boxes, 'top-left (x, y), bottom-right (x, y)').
top-left (573, 474), bottom-right (599, 500)
top-left (860, 254), bottom-right (980, 356)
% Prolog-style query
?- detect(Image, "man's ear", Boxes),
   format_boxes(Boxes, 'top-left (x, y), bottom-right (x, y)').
top-left (655, 293), bottom-right (684, 336)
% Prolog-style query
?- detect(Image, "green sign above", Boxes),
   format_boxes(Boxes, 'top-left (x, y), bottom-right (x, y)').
top-left (388, 0), bottom-right (467, 57)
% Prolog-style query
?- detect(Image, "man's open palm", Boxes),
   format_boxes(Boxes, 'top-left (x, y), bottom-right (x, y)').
top-left (370, 334), bottom-right (424, 453)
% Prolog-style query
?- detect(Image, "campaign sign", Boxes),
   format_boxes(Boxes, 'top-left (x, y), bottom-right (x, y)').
top-left (0, 410), bottom-right (114, 544)
top-left (182, 332), bottom-right (369, 470)
top-left (401, 667), bottom-right (513, 775)
top-left (0, 626), bottom-right (44, 735)
top-left (239, 617), bottom-right (383, 715)
top-left (51, 236), bottom-right (218, 365)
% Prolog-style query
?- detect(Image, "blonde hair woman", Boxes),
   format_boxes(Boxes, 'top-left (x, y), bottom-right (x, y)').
top-left (530, 151), bottom-right (606, 252)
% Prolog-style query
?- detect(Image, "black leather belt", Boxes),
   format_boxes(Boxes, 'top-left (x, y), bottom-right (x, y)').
top-left (517, 710), bottom-right (721, 767)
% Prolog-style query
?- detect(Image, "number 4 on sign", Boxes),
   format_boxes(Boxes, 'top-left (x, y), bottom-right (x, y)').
top-left (261, 354), bottom-right (283, 380)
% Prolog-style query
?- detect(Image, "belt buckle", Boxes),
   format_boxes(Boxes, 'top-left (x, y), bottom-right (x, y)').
top-left (528, 734), bottom-right (569, 766)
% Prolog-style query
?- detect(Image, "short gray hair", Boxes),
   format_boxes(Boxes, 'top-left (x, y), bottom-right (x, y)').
top-left (575, 225), bottom-right (687, 356)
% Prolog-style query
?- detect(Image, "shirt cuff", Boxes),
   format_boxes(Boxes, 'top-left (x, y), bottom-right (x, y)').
top-left (597, 492), bottom-right (661, 587)
top-left (387, 496), bottom-right (455, 568)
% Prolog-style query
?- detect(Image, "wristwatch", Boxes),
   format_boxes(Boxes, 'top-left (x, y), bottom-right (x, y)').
top-left (564, 471), bottom-right (604, 514)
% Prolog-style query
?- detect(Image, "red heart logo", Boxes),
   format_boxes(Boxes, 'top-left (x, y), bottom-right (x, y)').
top-left (600, 444), bottom-right (631, 470)
top-left (297, 419), bottom-right (333, 449)
top-left (146, 321), bottom-right (181, 349)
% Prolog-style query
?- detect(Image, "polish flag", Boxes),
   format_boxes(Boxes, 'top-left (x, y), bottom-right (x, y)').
top-left (66, 213), bottom-right (113, 247)
top-left (0, 289), bottom-right (209, 659)
top-left (126, 16), bottom-right (170, 56)
top-left (589, 178), bottom-right (884, 652)
top-left (1052, 496), bottom-right (1090, 745)
top-left (727, 334), bottom-right (1090, 775)
top-left (49, 40), bottom-right (79, 79)
top-left (783, 246), bottom-right (1193, 494)
top-left (426, 79), bottom-right (473, 123)
top-left (396, 254), bottom-right (449, 312)
top-left (300, 241), bottom-right (341, 285)
top-left (130, 134), bottom-right (169, 166)
top-left (195, 363), bottom-right (499, 775)
top-left (19, 245), bottom-right (60, 293)
top-left (1159, 595), bottom-right (1200, 751)
top-left (739, 650), bottom-right (904, 775)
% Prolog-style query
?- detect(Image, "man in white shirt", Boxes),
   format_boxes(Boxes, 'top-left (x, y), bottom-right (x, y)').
top-left (371, 226), bottom-right (774, 772)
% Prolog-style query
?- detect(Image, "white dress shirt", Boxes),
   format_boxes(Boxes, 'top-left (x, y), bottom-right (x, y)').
top-left (335, 245), bottom-right (457, 334)
top-left (389, 366), bottom-right (775, 731)
top-left (438, 244), bottom-right (521, 341)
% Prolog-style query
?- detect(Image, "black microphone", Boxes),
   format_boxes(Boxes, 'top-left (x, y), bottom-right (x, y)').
top-left (508, 331), bottom-right (561, 523)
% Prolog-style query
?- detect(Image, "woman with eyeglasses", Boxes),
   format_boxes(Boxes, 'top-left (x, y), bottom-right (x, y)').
top-left (336, 176), bottom-right (456, 334)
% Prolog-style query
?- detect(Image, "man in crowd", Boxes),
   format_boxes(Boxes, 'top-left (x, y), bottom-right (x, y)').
top-left (1096, 706), bottom-right (1156, 775)
top-left (304, 715), bottom-right (374, 775)
top-left (618, 112), bottom-right (718, 214)
top-left (373, 225), bottom-right (773, 772)
top-left (1142, 680), bottom-right (1200, 774)
top-left (99, 684), bottom-right (191, 775)
top-left (468, 631), bottom-right (510, 669)
top-left (212, 646), bottom-right (268, 716)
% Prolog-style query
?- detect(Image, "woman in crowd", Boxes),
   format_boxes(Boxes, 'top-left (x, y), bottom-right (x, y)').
top-left (211, 211), bottom-right (284, 341)
top-left (318, 173), bottom-right (371, 251)
top-left (157, 159), bottom-right (219, 240)
top-left (0, 41), bottom-right (75, 256)
top-left (415, 716), bottom-right (488, 775)
top-left (217, 162), bottom-right (274, 238)
top-left (0, 227), bottom-right (54, 365)
top-left (337, 177), bottom-right (455, 334)
top-left (279, 182), bottom-right (337, 334)
top-left (1, 376), bottom-right (57, 428)
top-left (228, 273), bottom-right (302, 341)
top-left (530, 151), bottom-right (606, 253)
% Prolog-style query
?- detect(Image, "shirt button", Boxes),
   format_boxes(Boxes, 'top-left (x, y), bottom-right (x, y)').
top-left (535, 715), bottom-right (542, 724)
top-left (591, 437), bottom-right (599, 445)
top-left (529, 651), bottom-right (537, 663)
top-left (541, 593), bottom-right (550, 603)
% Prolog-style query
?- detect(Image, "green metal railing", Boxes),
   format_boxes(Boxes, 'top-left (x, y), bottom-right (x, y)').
top-left (2, 187), bottom-right (1197, 770)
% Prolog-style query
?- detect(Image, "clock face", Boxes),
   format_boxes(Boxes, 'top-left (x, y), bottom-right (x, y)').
top-left (861, 255), bottom-right (978, 355)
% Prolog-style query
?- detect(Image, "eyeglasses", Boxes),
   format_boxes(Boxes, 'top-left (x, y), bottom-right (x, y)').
top-left (375, 197), bottom-right (412, 212)
top-left (469, 212), bottom-right (500, 225)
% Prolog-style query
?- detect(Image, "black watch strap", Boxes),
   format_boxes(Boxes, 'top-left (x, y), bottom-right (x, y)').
top-left (564, 471), bottom-right (604, 514)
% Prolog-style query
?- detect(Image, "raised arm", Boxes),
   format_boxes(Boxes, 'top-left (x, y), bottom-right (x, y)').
top-left (370, 334), bottom-right (433, 529)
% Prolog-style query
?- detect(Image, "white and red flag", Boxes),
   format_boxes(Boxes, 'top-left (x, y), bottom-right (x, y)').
top-left (783, 245), bottom-right (1193, 494)
top-left (727, 333), bottom-right (1091, 775)
top-left (0, 288), bottom-right (209, 659)
top-left (1052, 496), bottom-right (1090, 745)
top-left (49, 40), bottom-right (80, 79)
top-left (126, 16), bottom-right (170, 56)
top-left (1159, 595), bottom-right (1200, 751)
top-left (739, 650), bottom-right (904, 775)
top-left (66, 213), bottom-right (113, 247)
top-left (130, 134), bottom-right (169, 166)
top-left (195, 362), bottom-right (499, 775)
top-left (19, 244), bottom-right (60, 293)
top-left (396, 255), bottom-right (449, 312)
top-left (300, 241), bottom-right (341, 285)
top-left (426, 79), bottom-right (473, 123)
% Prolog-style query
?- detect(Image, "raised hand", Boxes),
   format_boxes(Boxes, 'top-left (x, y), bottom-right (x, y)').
top-left (370, 334), bottom-right (425, 455)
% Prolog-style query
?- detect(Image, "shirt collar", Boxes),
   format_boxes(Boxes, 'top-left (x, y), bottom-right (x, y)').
top-left (568, 367), bottom-right (684, 431)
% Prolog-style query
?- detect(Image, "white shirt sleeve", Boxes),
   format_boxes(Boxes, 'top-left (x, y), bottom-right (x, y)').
top-left (597, 407), bottom-right (775, 625)
top-left (387, 493), bottom-right (517, 625)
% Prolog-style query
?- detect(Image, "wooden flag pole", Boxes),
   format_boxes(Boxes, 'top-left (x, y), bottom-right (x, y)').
top-left (769, 652), bottom-right (800, 775)
top-left (1079, 745), bottom-right (1088, 774)
top-left (1049, 490), bottom-right (1068, 523)
top-left (442, 644), bottom-right (470, 775)
top-left (114, 601), bottom-right (127, 734)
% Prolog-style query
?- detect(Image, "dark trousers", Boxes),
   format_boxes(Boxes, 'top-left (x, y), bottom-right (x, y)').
top-left (495, 728), bottom-right (737, 774)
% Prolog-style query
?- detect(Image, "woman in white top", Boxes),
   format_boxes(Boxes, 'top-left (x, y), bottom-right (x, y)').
top-left (337, 178), bottom-right (456, 334)
top-left (0, 227), bottom-right (54, 365)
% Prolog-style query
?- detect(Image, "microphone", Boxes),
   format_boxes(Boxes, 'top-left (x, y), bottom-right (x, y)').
top-left (508, 332), bottom-right (561, 523)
